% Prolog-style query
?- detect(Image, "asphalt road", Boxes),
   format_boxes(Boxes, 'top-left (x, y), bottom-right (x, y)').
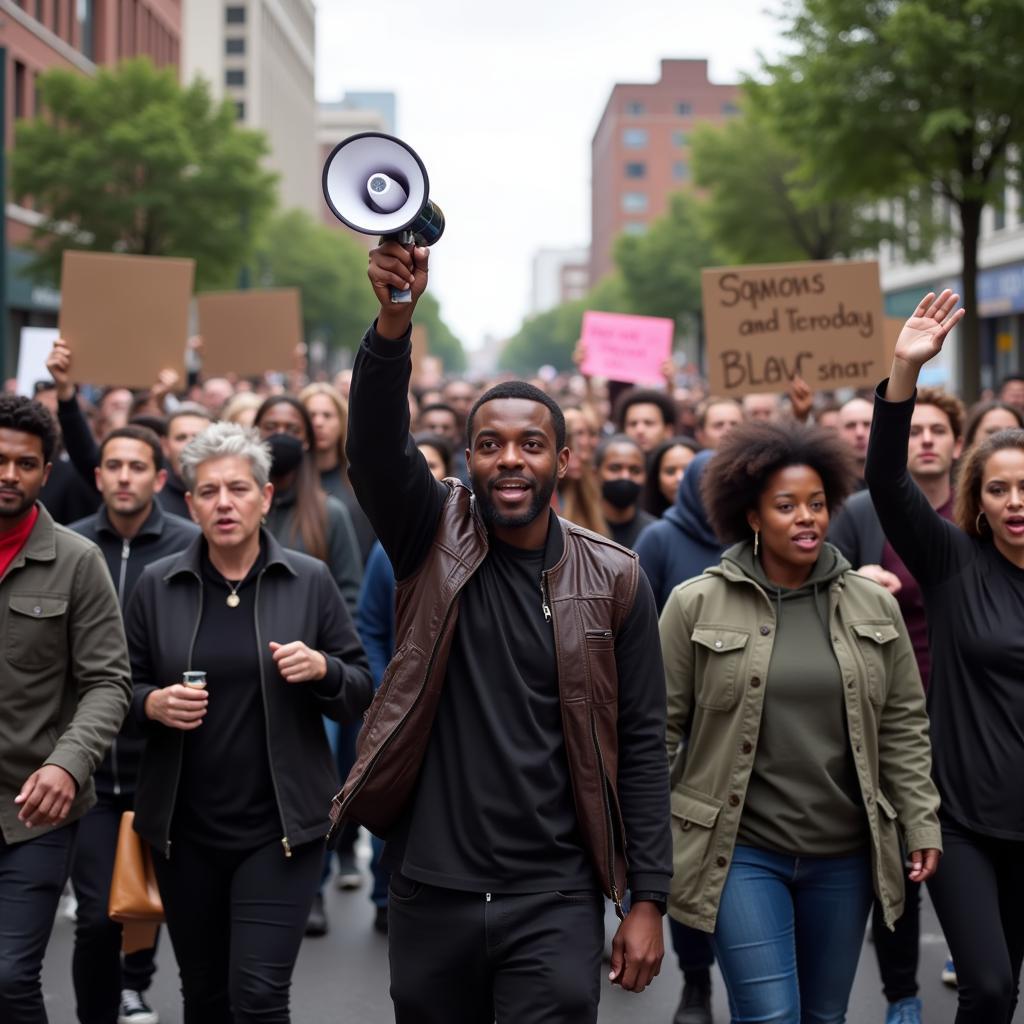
top-left (41, 859), bottom-right (1022, 1024)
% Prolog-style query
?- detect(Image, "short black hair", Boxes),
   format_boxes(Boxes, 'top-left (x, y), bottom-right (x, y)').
top-left (130, 414), bottom-right (168, 438)
top-left (412, 431), bottom-right (453, 475)
top-left (466, 381), bottom-right (566, 450)
top-left (613, 387), bottom-right (677, 432)
top-left (594, 432), bottom-right (644, 470)
top-left (419, 402), bottom-right (459, 421)
top-left (99, 424), bottom-right (165, 471)
top-left (702, 420), bottom-right (856, 543)
top-left (0, 394), bottom-right (58, 462)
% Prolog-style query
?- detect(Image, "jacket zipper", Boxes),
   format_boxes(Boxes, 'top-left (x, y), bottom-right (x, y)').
top-left (540, 576), bottom-right (552, 622)
top-left (253, 569), bottom-right (293, 858)
top-left (163, 570), bottom-right (204, 859)
top-left (330, 570), bottom-right (474, 838)
top-left (111, 539), bottom-right (132, 798)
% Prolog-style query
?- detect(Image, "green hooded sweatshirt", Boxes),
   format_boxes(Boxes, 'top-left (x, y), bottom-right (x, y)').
top-left (725, 543), bottom-right (868, 856)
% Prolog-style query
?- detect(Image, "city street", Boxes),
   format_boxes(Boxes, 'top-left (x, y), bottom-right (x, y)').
top-left (41, 855), bottom-right (1024, 1024)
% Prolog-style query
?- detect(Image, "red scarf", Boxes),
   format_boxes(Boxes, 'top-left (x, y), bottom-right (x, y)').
top-left (0, 505), bottom-right (40, 580)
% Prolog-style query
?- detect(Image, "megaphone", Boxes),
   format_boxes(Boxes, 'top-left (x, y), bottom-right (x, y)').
top-left (322, 132), bottom-right (445, 303)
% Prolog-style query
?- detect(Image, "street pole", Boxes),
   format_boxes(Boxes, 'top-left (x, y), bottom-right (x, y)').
top-left (0, 46), bottom-right (8, 381)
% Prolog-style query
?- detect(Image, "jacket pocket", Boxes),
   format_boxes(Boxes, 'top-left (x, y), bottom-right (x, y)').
top-left (691, 626), bottom-right (749, 710)
top-left (670, 787), bottom-right (722, 909)
top-left (850, 621), bottom-right (900, 706)
top-left (7, 595), bottom-right (69, 672)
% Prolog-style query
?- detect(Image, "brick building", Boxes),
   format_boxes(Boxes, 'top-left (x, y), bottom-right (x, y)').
top-left (589, 58), bottom-right (739, 285)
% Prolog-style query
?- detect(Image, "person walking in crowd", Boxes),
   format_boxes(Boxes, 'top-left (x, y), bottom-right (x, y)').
top-left (830, 386), bottom-right (963, 1023)
top-left (643, 436), bottom-right (700, 518)
top-left (998, 373), bottom-right (1024, 410)
top-left (126, 422), bottom-right (372, 1023)
top-left (693, 396), bottom-right (743, 450)
top-left (253, 396), bottom-right (362, 612)
top-left (300, 383), bottom-right (376, 564)
top-left (596, 433), bottom-right (657, 547)
top-left (334, 240), bottom-right (672, 1023)
top-left (68, 424), bottom-right (199, 1024)
top-left (660, 418), bottom-right (942, 1024)
top-left (155, 406), bottom-right (215, 519)
top-left (0, 395), bottom-right (132, 1024)
top-left (557, 407), bottom-right (608, 536)
top-left (615, 387), bottom-right (678, 454)
top-left (962, 399), bottom-right (1024, 451)
top-left (867, 290), bottom-right (1024, 1024)
top-left (838, 396), bottom-right (874, 487)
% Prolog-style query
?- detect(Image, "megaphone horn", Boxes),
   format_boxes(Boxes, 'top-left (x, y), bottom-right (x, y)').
top-left (322, 132), bottom-right (445, 303)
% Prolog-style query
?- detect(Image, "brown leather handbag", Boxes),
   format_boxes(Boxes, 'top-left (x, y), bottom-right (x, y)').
top-left (107, 811), bottom-right (163, 954)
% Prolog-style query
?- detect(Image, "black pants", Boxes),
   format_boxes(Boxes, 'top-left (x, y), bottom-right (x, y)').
top-left (0, 823), bottom-right (77, 1024)
top-left (871, 879), bottom-right (922, 1003)
top-left (927, 817), bottom-right (1024, 1024)
top-left (71, 791), bottom-right (160, 1023)
top-left (387, 873), bottom-right (605, 1024)
top-left (152, 835), bottom-right (323, 1024)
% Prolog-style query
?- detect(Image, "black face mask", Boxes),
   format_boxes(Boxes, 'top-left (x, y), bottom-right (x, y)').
top-left (266, 432), bottom-right (305, 477)
top-left (601, 478), bottom-right (642, 510)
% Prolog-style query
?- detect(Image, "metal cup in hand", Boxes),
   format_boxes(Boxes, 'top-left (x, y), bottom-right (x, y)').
top-left (183, 671), bottom-right (207, 689)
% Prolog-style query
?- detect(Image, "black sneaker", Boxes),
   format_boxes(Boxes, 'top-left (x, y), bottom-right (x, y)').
top-left (373, 904), bottom-right (389, 935)
top-left (673, 980), bottom-right (712, 1024)
top-left (118, 989), bottom-right (158, 1024)
top-left (305, 893), bottom-right (329, 937)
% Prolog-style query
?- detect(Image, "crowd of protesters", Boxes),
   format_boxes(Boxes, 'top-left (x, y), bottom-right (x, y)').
top-left (0, 244), bottom-right (1022, 1024)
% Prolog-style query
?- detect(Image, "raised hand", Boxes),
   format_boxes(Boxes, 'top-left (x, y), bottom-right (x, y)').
top-left (369, 241), bottom-right (429, 340)
top-left (45, 339), bottom-right (76, 402)
top-left (894, 290), bottom-right (965, 370)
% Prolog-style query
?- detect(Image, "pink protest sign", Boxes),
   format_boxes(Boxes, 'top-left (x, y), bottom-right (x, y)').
top-left (579, 311), bottom-right (674, 384)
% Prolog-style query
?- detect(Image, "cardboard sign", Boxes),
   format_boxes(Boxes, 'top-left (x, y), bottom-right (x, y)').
top-left (702, 260), bottom-right (885, 396)
top-left (59, 251), bottom-right (193, 387)
top-left (16, 326), bottom-right (59, 397)
top-left (579, 311), bottom-right (674, 384)
top-left (197, 288), bottom-right (303, 378)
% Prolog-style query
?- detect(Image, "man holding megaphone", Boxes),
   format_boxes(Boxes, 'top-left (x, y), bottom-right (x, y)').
top-left (329, 238), bottom-right (672, 1023)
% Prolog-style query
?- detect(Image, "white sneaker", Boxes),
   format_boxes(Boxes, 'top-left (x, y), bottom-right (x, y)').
top-left (118, 989), bottom-right (158, 1024)
top-left (941, 956), bottom-right (958, 987)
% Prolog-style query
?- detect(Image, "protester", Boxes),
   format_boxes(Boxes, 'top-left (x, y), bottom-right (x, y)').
top-left (416, 402), bottom-right (460, 442)
top-left (558, 407), bottom-right (608, 536)
top-left (615, 387), bottom-right (678, 454)
top-left (643, 436), bottom-right (700, 518)
top-left (0, 395), bottom-right (132, 1024)
top-left (440, 379), bottom-right (476, 429)
top-left (660, 418), bottom-right (941, 1024)
top-left (838, 396), bottom-right (874, 486)
top-left (830, 386), bottom-right (963, 1024)
top-left (299, 383), bottom-right (375, 564)
top-left (693, 396), bottom-right (742, 450)
top-left (595, 433), bottom-right (657, 547)
top-left (199, 377), bottom-right (234, 417)
top-left (335, 241), bottom-right (671, 1023)
top-left (125, 422), bottom-right (372, 1023)
top-left (741, 393), bottom-right (780, 422)
top-left (998, 373), bottom-right (1024, 410)
top-left (962, 399), bottom-right (1024, 450)
top-left (253, 396), bottom-right (362, 612)
top-left (68, 424), bottom-right (199, 1024)
top-left (156, 405), bottom-right (215, 519)
top-left (866, 290), bottom-right (1024, 1024)
top-left (221, 392), bottom-right (262, 429)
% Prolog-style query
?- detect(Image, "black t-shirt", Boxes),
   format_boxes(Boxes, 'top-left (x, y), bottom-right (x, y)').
top-left (172, 543), bottom-right (280, 850)
top-left (395, 535), bottom-right (594, 893)
top-left (608, 508), bottom-right (657, 551)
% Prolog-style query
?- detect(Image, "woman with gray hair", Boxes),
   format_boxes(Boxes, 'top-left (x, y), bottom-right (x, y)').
top-left (124, 422), bottom-right (372, 1023)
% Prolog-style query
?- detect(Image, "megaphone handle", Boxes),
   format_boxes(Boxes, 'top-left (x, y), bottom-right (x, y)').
top-left (383, 231), bottom-right (415, 303)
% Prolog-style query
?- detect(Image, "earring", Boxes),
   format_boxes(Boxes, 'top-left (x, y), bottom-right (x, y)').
top-left (976, 511), bottom-right (987, 534)
top-left (261, 515), bottom-right (267, 525)
top-left (753, 529), bottom-right (760, 557)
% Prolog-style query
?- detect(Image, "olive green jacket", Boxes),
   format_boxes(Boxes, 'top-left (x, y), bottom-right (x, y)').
top-left (660, 543), bottom-right (941, 932)
top-left (0, 505), bottom-right (131, 844)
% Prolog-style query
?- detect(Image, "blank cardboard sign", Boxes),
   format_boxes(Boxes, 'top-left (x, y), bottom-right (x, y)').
top-left (59, 251), bottom-right (194, 387)
top-left (197, 288), bottom-right (303, 378)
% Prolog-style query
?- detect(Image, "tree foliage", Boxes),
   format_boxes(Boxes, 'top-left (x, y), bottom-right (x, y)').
top-left (413, 292), bottom-right (467, 374)
top-left (12, 58), bottom-right (278, 291)
top-left (761, 0), bottom-right (1024, 398)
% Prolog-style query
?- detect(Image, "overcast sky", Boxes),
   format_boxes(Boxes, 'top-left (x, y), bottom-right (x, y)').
top-left (315, 0), bottom-right (787, 353)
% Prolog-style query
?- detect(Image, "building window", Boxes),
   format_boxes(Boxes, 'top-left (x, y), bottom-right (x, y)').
top-left (226, 5), bottom-right (246, 23)
top-left (626, 100), bottom-right (645, 116)
top-left (235, 101), bottom-right (246, 120)
top-left (672, 130), bottom-right (688, 147)
top-left (625, 162), bottom-right (646, 179)
top-left (623, 222), bottom-right (648, 237)
top-left (226, 69), bottom-right (246, 87)
top-left (672, 161), bottom-right (689, 181)
top-left (722, 102), bottom-right (739, 116)
top-left (676, 102), bottom-right (692, 116)
top-left (77, 0), bottom-right (95, 61)
top-left (35, 0), bottom-right (43, 21)
top-left (623, 128), bottom-right (648, 149)
top-left (993, 204), bottom-right (1007, 231)
top-left (622, 192), bottom-right (648, 213)
top-left (13, 60), bottom-right (27, 119)
top-left (226, 37), bottom-right (246, 54)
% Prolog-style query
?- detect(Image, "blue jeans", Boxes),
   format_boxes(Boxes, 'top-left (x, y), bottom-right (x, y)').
top-left (712, 844), bottom-right (872, 1024)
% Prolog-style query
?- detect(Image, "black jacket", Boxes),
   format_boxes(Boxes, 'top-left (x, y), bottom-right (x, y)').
top-left (827, 489), bottom-right (886, 569)
top-left (126, 530), bottom-right (373, 857)
top-left (70, 503), bottom-right (200, 796)
top-left (156, 472), bottom-right (191, 520)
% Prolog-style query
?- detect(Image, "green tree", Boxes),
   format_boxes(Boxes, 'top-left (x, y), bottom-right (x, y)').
top-left (413, 292), bottom-right (467, 374)
top-left (761, 0), bottom-right (1024, 399)
top-left (691, 101), bottom-right (895, 263)
top-left (11, 58), bottom-right (278, 291)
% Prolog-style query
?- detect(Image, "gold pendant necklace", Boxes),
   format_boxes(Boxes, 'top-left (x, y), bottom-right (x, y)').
top-left (224, 579), bottom-right (242, 608)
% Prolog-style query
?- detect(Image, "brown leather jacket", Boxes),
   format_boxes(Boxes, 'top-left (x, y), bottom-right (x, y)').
top-left (331, 482), bottom-right (639, 912)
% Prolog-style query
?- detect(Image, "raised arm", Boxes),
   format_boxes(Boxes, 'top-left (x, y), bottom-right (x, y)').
top-left (865, 291), bottom-right (974, 585)
top-left (346, 243), bottom-right (447, 580)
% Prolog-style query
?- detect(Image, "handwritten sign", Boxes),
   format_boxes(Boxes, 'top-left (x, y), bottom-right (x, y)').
top-left (579, 311), bottom-right (674, 384)
top-left (702, 260), bottom-right (885, 396)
